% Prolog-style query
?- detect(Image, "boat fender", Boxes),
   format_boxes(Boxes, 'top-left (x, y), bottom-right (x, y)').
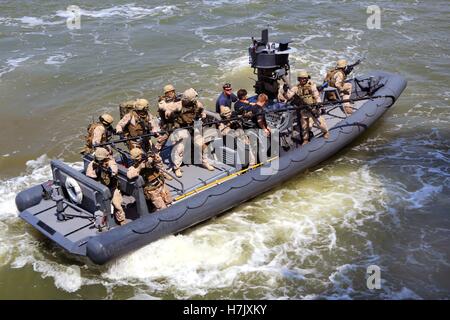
top-left (86, 238), bottom-right (110, 265)
top-left (65, 177), bottom-right (83, 204)
top-left (15, 184), bottom-right (43, 212)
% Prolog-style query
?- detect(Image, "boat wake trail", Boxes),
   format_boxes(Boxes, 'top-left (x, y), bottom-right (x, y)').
top-left (1, 146), bottom-right (448, 298)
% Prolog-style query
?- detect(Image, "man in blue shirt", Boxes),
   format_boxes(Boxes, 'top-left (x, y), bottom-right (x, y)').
top-left (215, 83), bottom-right (238, 115)
top-left (234, 89), bottom-right (256, 115)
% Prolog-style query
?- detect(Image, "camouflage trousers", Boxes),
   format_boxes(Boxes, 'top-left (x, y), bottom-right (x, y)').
top-left (300, 110), bottom-right (328, 142)
top-left (155, 132), bottom-right (170, 152)
top-left (111, 188), bottom-right (126, 224)
top-left (169, 128), bottom-right (210, 170)
top-left (144, 184), bottom-right (173, 210)
top-left (340, 82), bottom-right (353, 113)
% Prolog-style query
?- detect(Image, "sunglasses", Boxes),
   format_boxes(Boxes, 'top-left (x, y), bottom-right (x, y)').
top-left (224, 88), bottom-right (232, 91)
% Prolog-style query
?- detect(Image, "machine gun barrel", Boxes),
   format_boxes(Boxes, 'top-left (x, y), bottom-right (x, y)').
top-left (93, 132), bottom-right (165, 148)
top-left (345, 58), bottom-right (364, 75)
top-left (269, 95), bottom-right (396, 114)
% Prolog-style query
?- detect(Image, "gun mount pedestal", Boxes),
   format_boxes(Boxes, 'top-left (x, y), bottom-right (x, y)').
top-left (249, 29), bottom-right (294, 100)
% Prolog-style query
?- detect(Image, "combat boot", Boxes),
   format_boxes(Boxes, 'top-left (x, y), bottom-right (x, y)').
top-left (344, 105), bottom-right (353, 115)
top-left (174, 168), bottom-right (183, 178)
top-left (203, 162), bottom-right (215, 171)
top-left (163, 171), bottom-right (173, 181)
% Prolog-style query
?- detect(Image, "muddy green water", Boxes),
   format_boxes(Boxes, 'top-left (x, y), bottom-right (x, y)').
top-left (0, 0), bottom-right (449, 299)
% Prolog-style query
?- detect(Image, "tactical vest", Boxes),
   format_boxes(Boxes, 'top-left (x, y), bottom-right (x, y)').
top-left (325, 68), bottom-right (346, 88)
top-left (126, 111), bottom-right (150, 137)
top-left (176, 102), bottom-right (202, 127)
top-left (158, 98), bottom-right (180, 131)
top-left (93, 163), bottom-right (117, 189)
top-left (297, 80), bottom-right (316, 106)
top-left (141, 166), bottom-right (164, 192)
top-left (85, 122), bottom-right (107, 148)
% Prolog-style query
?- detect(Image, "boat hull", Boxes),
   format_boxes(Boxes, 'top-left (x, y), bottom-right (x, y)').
top-left (86, 71), bottom-right (407, 264)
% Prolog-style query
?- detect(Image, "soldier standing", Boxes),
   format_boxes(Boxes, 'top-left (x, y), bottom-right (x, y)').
top-left (115, 98), bottom-right (160, 152)
top-left (169, 88), bottom-right (214, 177)
top-left (324, 59), bottom-right (354, 114)
top-left (126, 148), bottom-right (173, 211)
top-left (86, 148), bottom-right (127, 226)
top-left (282, 70), bottom-right (330, 145)
top-left (81, 113), bottom-right (114, 155)
top-left (157, 84), bottom-right (181, 152)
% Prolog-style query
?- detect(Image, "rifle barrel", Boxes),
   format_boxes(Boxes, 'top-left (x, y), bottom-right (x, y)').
top-left (269, 95), bottom-right (393, 114)
top-left (92, 94), bottom-right (395, 148)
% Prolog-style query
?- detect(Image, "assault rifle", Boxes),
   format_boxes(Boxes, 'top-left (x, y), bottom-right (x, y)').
top-left (319, 57), bottom-right (365, 91)
top-left (270, 94), bottom-right (396, 115)
top-left (93, 132), bottom-right (164, 149)
top-left (344, 59), bottom-right (362, 76)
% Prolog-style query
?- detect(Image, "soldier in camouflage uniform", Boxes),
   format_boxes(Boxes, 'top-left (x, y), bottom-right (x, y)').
top-left (80, 113), bottom-right (114, 155)
top-left (169, 88), bottom-right (214, 178)
top-left (115, 98), bottom-right (160, 152)
top-left (281, 70), bottom-right (329, 145)
top-left (126, 148), bottom-right (172, 211)
top-left (324, 59), bottom-right (354, 115)
top-left (156, 84), bottom-right (181, 152)
top-left (86, 147), bottom-right (127, 226)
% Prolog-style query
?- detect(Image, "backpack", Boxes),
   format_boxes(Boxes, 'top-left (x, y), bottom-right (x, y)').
top-left (119, 100), bottom-right (136, 119)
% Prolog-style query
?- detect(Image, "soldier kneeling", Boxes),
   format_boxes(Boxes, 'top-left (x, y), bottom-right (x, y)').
top-left (324, 59), bottom-right (354, 115)
top-left (86, 148), bottom-right (127, 227)
top-left (127, 148), bottom-right (173, 211)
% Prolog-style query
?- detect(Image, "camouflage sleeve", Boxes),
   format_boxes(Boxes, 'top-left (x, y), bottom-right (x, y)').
top-left (333, 73), bottom-right (344, 91)
top-left (160, 100), bottom-right (181, 116)
top-left (108, 159), bottom-right (118, 175)
top-left (116, 113), bottom-right (131, 132)
top-left (148, 113), bottom-right (160, 132)
top-left (277, 86), bottom-right (287, 102)
top-left (127, 164), bottom-right (142, 179)
top-left (91, 126), bottom-right (105, 145)
top-left (86, 162), bottom-right (97, 178)
top-left (311, 82), bottom-right (322, 103)
top-left (198, 101), bottom-right (206, 119)
top-left (158, 100), bottom-right (167, 111)
top-left (285, 86), bottom-right (298, 100)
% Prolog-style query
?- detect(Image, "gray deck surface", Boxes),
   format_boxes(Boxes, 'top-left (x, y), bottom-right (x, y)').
top-left (27, 199), bottom-right (95, 241)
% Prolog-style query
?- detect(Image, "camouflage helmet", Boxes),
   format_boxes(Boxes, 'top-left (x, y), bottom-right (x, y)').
top-left (182, 88), bottom-right (198, 102)
top-left (336, 59), bottom-right (348, 69)
top-left (297, 69), bottom-right (310, 79)
top-left (94, 147), bottom-right (110, 161)
top-left (135, 98), bottom-right (149, 111)
top-left (130, 148), bottom-right (143, 160)
top-left (99, 113), bottom-right (114, 125)
top-left (164, 84), bottom-right (175, 94)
